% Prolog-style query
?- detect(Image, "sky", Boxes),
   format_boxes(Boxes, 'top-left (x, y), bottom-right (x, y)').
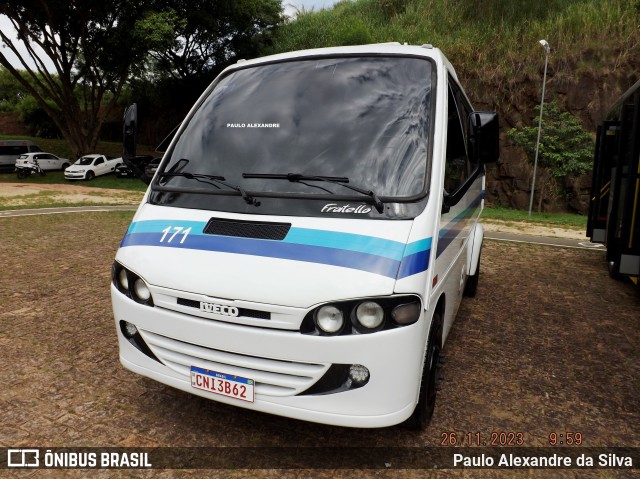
top-left (0, 15), bottom-right (56, 72)
top-left (0, 1), bottom-right (341, 72)
top-left (284, 0), bottom-right (340, 16)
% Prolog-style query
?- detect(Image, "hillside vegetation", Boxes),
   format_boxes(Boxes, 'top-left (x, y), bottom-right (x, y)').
top-left (272, 0), bottom-right (638, 110)
top-left (269, 0), bottom-right (640, 211)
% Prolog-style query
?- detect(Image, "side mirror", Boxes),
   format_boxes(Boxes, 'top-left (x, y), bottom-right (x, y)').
top-left (123, 103), bottom-right (137, 161)
top-left (469, 111), bottom-right (499, 163)
top-left (122, 103), bottom-right (151, 185)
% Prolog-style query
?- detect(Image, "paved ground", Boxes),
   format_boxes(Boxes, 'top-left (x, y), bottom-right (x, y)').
top-left (0, 211), bottom-right (638, 478)
top-left (0, 205), bottom-right (137, 218)
top-left (484, 230), bottom-right (605, 250)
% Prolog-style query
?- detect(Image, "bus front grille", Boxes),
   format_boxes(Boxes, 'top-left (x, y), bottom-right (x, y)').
top-left (139, 329), bottom-right (329, 397)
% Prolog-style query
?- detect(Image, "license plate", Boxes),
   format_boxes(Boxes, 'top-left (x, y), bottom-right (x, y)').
top-left (190, 366), bottom-right (254, 402)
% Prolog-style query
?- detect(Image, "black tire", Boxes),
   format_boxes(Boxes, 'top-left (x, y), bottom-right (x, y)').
top-left (405, 312), bottom-right (443, 430)
top-left (85, 170), bottom-right (95, 180)
top-left (16, 169), bottom-right (27, 179)
top-left (61, 163), bottom-right (70, 170)
top-left (464, 247), bottom-right (482, 297)
top-left (608, 260), bottom-right (622, 280)
top-left (39, 169), bottom-right (46, 177)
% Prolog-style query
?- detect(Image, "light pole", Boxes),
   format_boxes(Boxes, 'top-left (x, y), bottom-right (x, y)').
top-left (528, 39), bottom-right (551, 216)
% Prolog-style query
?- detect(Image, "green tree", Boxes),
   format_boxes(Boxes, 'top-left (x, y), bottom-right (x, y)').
top-left (147, 0), bottom-right (283, 80)
top-left (0, 1), bottom-right (173, 157)
top-left (127, 0), bottom-right (284, 146)
top-left (0, 66), bottom-right (26, 111)
top-left (16, 94), bottom-right (60, 138)
top-left (508, 100), bottom-right (594, 211)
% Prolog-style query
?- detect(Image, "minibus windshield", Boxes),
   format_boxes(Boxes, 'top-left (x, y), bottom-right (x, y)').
top-left (155, 55), bottom-right (433, 204)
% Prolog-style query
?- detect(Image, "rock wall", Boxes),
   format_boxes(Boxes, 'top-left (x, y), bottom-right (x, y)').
top-left (463, 52), bottom-right (640, 214)
top-left (0, 112), bottom-right (29, 136)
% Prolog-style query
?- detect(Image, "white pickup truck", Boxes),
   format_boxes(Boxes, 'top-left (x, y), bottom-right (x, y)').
top-left (64, 154), bottom-right (122, 180)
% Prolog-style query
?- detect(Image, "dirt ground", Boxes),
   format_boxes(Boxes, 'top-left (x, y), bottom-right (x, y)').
top-left (0, 212), bottom-right (638, 478)
top-left (0, 182), bottom-right (144, 208)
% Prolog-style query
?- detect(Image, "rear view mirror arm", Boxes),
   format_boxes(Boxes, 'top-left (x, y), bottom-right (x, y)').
top-left (441, 165), bottom-right (484, 214)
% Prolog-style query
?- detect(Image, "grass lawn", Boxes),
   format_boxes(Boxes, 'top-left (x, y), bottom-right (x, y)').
top-left (482, 206), bottom-right (587, 230)
top-left (0, 170), bottom-right (148, 191)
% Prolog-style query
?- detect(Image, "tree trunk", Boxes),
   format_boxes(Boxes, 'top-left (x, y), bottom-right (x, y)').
top-left (52, 103), bottom-right (108, 158)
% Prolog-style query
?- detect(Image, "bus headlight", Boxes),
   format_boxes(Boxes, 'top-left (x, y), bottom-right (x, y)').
top-left (118, 268), bottom-right (129, 290)
top-left (355, 301), bottom-right (384, 329)
top-left (112, 261), bottom-right (154, 307)
top-left (301, 295), bottom-right (422, 336)
top-left (133, 278), bottom-right (151, 302)
top-left (391, 301), bottom-right (421, 325)
top-left (315, 305), bottom-right (344, 334)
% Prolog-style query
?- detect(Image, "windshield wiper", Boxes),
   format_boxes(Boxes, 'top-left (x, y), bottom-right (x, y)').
top-left (160, 171), bottom-right (260, 206)
top-left (242, 172), bottom-right (384, 213)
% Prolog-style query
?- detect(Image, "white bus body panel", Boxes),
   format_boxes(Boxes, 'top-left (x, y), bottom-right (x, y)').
top-left (112, 43), bottom-right (486, 428)
top-left (114, 289), bottom-right (426, 427)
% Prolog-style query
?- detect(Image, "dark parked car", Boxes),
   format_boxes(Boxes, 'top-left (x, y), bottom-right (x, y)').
top-left (144, 157), bottom-right (161, 178)
top-left (115, 155), bottom-right (154, 178)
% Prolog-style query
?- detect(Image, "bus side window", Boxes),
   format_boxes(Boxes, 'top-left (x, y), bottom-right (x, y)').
top-left (444, 77), bottom-right (473, 194)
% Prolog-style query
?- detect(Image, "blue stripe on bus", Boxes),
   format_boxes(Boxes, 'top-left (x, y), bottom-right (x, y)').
top-left (125, 221), bottom-right (406, 261)
top-left (121, 231), bottom-right (402, 278)
top-left (126, 219), bottom-right (205, 235)
top-left (436, 193), bottom-right (483, 258)
top-left (285, 228), bottom-right (406, 261)
top-left (397, 248), bottom-right (431, 279)
top-left (121, 220), bottom-right (434, 279)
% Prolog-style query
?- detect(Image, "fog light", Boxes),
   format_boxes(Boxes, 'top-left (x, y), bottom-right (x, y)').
top-left (122, 321), bottom-right (138, 338)
top-left (355, 301), bottom-right (384, 329)
top-left (391, 301), bottom-right (421, 325)
top-left (133, 279), bottom-right (151, 302)
top-left (315, 305), bottom-right (344, 334)
top-left (348, 364), bottom-right (370, 386)
top-left (118, 268), bottom-right (129, 290)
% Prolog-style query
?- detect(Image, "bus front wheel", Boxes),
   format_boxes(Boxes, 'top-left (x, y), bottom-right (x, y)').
top-left (405, 312), bottom-right (442, 430)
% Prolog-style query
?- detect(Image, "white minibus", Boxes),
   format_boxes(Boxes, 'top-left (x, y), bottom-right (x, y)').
top-left (0, 139), bottom-right (42, 169)
top-left (111, 43), bottom-right (498, 429)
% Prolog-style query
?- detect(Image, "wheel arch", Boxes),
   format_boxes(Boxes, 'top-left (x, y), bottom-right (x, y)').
top-left (430, 293), bottom-right (446, 348)
top-left (405, 293), bottom-right (445, 430)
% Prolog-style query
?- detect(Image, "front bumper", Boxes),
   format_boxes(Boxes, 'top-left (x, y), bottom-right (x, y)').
top-left (112, 284), bottom-right (428, 428)
top-left (65, 172), bottom-right (85, 179)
